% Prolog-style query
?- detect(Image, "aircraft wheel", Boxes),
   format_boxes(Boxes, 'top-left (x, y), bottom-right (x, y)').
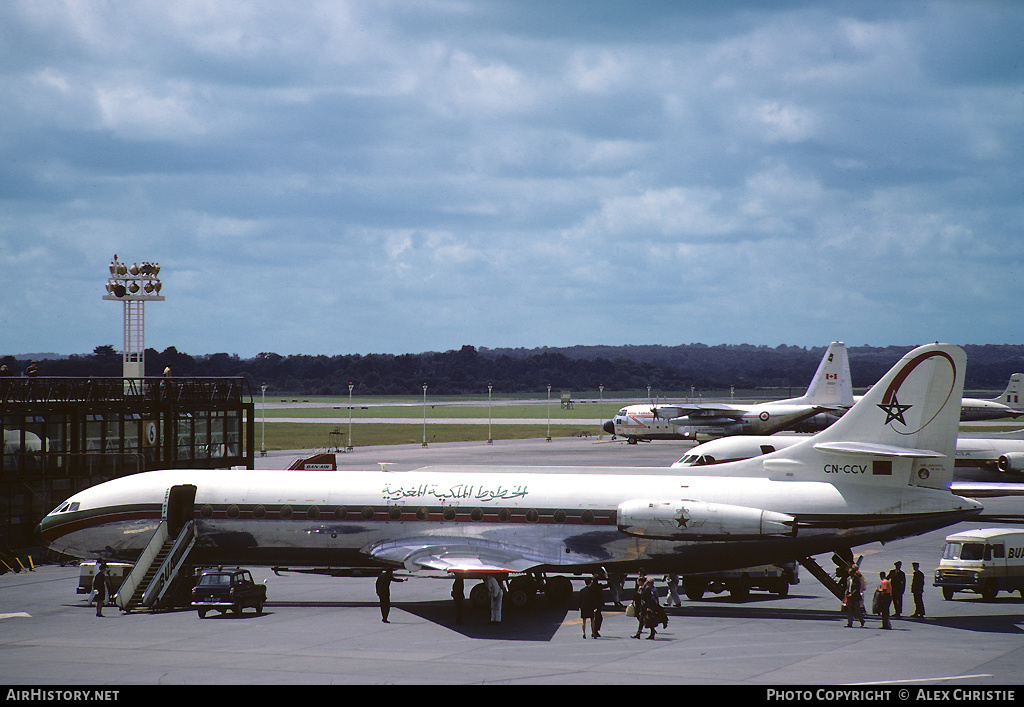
top-left (942, 587), bottom-right (955, 600)
top-left (198, 608), bottom-right (208, 618)
top-left (683, 580), bottom-right (706, 601)
top-left (729, 575), bottom-right (751, 602)
top-left (508, 588), bottom-right (531, 610)
top-left (544, 575), bottom-right (573, 604)
top-left (508, 577), bottom-right (536, 609)
top-left (470, 582), bottom-right (490, 610)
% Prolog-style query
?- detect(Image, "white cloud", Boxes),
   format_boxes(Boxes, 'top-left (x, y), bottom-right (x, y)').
top-left (1, 1), bottom-right (1022, 356)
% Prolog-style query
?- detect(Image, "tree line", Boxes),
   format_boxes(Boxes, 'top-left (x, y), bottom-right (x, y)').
top-left (5, 343), bottom-right (1023, 397)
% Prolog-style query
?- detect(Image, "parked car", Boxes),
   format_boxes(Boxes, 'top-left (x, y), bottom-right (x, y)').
top-left (191, 567), bottom-right (267, 617)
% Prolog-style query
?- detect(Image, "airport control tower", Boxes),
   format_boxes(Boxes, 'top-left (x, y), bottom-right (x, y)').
top-left (103, 254), bottom-right (164, 379)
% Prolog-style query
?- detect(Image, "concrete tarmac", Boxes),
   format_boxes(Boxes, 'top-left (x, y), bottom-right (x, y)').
top-left (3, 437), bottom-right (1024, 689)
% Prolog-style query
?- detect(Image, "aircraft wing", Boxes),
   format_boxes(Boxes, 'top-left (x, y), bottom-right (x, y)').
top-left (813, 441), bottom-right (945, 458)
top-left (667, 404), bottom-right (747, 421)
top-left (366, 537), bottom-right (605, 573)
top-left (950, 482), bottom-right (1024, 499)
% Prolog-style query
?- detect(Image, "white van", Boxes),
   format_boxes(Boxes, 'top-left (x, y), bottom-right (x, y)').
top-left (934, 528), bottom-right (1024, 600)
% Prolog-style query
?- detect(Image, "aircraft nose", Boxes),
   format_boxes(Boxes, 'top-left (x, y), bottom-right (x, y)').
top-left (603, 420), bottom-right (615, 435)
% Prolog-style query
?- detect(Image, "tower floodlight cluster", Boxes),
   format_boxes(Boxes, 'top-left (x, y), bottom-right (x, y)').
top-left (103, 254), bottom-right (165, 379)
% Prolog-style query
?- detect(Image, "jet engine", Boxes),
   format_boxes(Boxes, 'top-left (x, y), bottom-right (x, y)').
top-left (997, 453), bottom-right (1024, 474)
top-left (616, 499), bottom-right (795, 539)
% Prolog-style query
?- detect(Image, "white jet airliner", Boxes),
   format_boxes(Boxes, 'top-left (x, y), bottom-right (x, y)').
top-left (603, 341), bottom-right (853, 443)
top-left (39, 343), bottom-right (982, 603)
top-left (675, 426), bottom-right (1024, 475)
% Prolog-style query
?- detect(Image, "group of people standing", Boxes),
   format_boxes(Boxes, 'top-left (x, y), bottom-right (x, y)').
top-left (843, 560), bottom-right (927, 629)
top-left (578, 569), bottom-right (672, 639)
top-left (379, 567), bottom-right (673, 639)
top-left (628, 570), bottom-right (669, 639)
top-left (375, 561), bottom-right (931, 635)
top-left (579, 568), bottom-right (672, 639)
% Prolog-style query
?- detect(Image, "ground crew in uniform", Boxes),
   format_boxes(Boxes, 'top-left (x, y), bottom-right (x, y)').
top-left (93, 563), bottom-right (108, 617)
top-left (375, 569), bottom-right (405, 623)
top-left (888, 561), bottom-right (906, 617)
top-left (486, 575), bottom-right (504, 624)
top-left (910, 562), bottom-right (926, 617)
top-left (451, 575), bottom-right (465, 625)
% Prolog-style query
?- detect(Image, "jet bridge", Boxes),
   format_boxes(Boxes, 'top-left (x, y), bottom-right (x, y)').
top-left (114, 484), bottom-right (198, 612)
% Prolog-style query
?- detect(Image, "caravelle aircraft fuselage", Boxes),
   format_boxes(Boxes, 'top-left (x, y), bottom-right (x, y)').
top-left (37, 464), bottom-right (980, 575)
top-left (39, 344), bottom-right (983, 581)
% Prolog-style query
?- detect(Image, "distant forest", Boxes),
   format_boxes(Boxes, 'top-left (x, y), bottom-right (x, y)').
top-left (6, 343), bottom-right (1024, 397)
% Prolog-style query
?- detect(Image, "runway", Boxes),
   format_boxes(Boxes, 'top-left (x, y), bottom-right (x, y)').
top-left (2, 437), bottom-right (1023, 689)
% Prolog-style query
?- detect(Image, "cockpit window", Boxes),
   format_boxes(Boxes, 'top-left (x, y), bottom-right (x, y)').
top-left (50, 501), bottom-right (79, 515)
top-left (677, 454), bottom-right (714, 466)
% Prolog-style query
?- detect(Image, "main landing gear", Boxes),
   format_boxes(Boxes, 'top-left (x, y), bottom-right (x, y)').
top-left (468, 572), bottom-right (574, 610)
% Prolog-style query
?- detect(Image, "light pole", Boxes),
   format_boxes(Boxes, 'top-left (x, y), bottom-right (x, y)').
top-left (487, 383), bottom-right (493, 445)
top-left (422, 384), bottom-right (428, 447)
top-left (102, 255), bottom-right (164, 381)
top-left (347, 382), bottom-right (354, 451)
top-left (260, 382), bottom-right (267, 457)
top-left (546, 384), bottom-right (552, 442)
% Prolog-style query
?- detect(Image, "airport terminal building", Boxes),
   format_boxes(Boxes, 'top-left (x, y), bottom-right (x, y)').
top-left (1, 376), bottom-right (254, 553)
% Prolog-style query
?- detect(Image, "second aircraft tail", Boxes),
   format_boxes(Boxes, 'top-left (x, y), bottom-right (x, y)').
top-left (791, 341), bottom-right (854, 408)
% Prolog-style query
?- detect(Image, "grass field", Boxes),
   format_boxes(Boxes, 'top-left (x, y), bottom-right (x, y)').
top-left (258, 422), bottom-right (597, 451)
top-left (253, 395), bottom-right (1024, 451)
top-left (253, 396), bottom-right (615, 450)
top-left (260, 401), bottom-right (615, 419)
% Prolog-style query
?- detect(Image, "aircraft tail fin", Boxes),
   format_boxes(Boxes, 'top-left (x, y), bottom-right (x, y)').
top-left (791, 341), bottom-right (853, 408)
top-left (798, 343), bottom-right (966, 490)
top-left (995, 373), bottom-right (1024, 407)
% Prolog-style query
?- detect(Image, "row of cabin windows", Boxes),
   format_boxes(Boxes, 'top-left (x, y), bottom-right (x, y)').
top-left (198, 504), bottom-right (609, 524)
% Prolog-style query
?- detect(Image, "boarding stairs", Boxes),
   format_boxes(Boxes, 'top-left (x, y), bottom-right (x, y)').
top-left (114, 519), bottom-right (197, 612)
top-left (797, 554), bottom-right (851, 601)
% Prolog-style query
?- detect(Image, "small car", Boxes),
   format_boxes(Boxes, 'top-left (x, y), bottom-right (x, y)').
top-left (191, 567), bottom-right (267, 618)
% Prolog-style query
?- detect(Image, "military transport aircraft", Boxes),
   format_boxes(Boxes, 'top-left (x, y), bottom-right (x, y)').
top-left (39, 343), bottom-right (984, 607)
top-left (602, 341), bottom-right (854, 443)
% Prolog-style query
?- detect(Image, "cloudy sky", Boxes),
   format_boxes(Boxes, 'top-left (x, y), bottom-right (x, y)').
top-left (2, 1), bottom-right (1022, 359)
